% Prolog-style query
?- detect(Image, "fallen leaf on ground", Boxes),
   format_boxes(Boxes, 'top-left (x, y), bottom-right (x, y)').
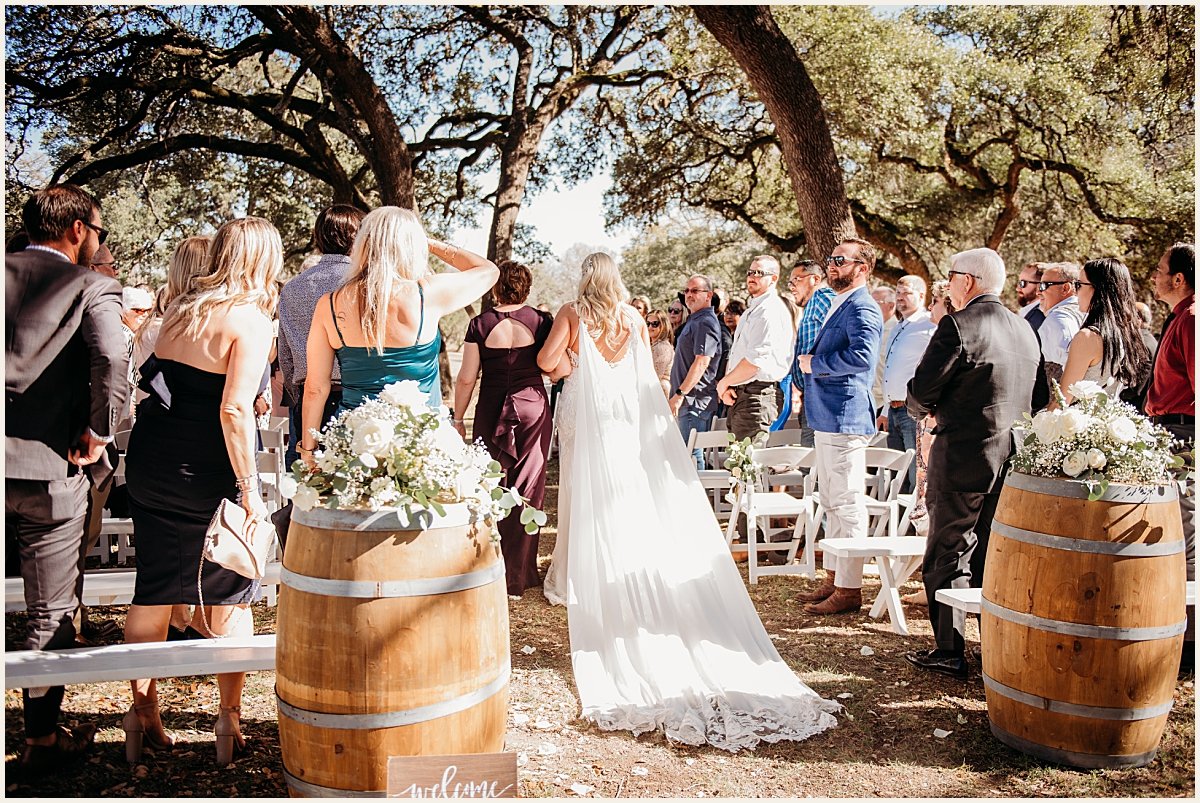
top-left (933, 728), bottom-right (952, 739)
top-left (521, 645), bottom-right (536, 655)
top-left (860, 646), bottom-right (875, 656)
top-left (570, 782), bottom-right (595, 795)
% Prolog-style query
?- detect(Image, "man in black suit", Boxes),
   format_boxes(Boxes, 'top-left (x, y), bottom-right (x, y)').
top-left (904, 247), bottom-right (1048, 678)
top-left (5, 184), bottom-right (129, 774)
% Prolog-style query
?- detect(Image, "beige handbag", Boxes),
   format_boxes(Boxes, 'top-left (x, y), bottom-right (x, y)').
top-left (196, 498), bottom-right (274, 637)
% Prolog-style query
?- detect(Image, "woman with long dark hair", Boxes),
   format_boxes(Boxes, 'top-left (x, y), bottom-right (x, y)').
top-left (1054, 257), bottom-right (1153, 407)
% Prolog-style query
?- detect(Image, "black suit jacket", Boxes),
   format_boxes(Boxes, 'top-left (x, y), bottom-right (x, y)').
top-left (906, 294), bottom-right (1049, 494)
top-left (6, 248), bottom-right (128, 482)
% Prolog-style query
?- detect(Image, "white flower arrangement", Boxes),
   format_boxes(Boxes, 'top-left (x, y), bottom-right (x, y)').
top-left (1012, 380), bottom-right (1187, 501)
top-left (724, 432), bottom-right (765, 487)
top-left (280, 380), bottom-right (546, 534)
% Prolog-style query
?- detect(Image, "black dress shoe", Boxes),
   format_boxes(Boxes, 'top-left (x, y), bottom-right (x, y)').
top-left (18, 723), bottom-right (97, 778)
top-left (904, 648), bottom-right (969, 679)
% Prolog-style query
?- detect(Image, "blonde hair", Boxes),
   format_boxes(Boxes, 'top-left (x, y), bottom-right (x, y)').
top-left (136, 235), bottom-right (213, 352)
top-left (339, 206), bottom-right (430, 353)
top-left (164, 218), bottom-right (281, 339)
top-left (576, 252), bottom-right (629, 346)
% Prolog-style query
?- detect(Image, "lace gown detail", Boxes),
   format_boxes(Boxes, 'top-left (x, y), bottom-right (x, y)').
top-left (544, 307), bottom-right (839, 751)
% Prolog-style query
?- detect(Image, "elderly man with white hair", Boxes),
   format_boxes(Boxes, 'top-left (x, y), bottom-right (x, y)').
top-left (903, 247), bottom-right (1048, 679)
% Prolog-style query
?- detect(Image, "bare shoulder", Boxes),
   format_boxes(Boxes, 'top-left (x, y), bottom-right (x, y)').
top-left (556, 302), bottom-right (579, 320)
top-left (225, 302), bottom-right (273, 338)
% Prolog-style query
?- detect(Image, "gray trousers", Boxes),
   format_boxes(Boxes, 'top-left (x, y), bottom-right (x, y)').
top-left (6, 474), bottom-right (90, 738)
top-left (922, 487), bottom-right (1001, 655)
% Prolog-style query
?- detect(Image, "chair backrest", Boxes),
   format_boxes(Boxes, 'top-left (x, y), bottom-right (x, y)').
top-left (868, 431), bottom-right (889, 447)
top-left (766, 429), bottom-right (804, 447)
top-left (753, 445), bottom-right (813, 490)
top-left (114, 429), bottom-right (132, 451)
top-left (711, 417), bottom-right (728, 432)
top-left (689, 429), bottom-right (732, 452)
top-left (862, 447), bottom-right (914, 502)
top-left (259, 426), bottom-right (287, 451)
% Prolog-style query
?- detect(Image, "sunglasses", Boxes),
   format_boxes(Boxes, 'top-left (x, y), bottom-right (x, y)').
top-left (1038, 280), bottom-right (1070, 291)
top-left (745, 269), bottom-right (775, 278)
top-left (825, 255), bottom-right (865, 267)
top-left (648, 321), bottom-right (662, 328)
top-left (1017, 279), bottom-right (1038, 289)
top-left (81, 220), bottom-right (109, 244)
top-left (948, 270), bottom-right (980, 280)
top-left (668, 307), bottom-right (684, 314)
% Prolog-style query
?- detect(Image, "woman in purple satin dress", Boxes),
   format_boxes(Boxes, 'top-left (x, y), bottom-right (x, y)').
top-left (452, 260), bottom-right (554, 597)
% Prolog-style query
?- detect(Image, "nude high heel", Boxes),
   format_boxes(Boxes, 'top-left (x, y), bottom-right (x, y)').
top-left (214, 705), bottom-right (246, 766)
top-left (122, 701), bottom-right (174, 763)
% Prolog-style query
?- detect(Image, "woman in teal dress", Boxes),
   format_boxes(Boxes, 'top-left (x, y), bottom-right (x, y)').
top-left (299, 206), bottom-right (498, 458)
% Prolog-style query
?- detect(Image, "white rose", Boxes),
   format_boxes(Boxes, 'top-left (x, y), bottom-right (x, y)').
top-left (380, 380), bottom-right (428, 410)
top-left (278, 474), bottom-right (299, 499)
top-left (1106, 416), bottom-right (1137, 444)
top-left (352, 417), bottom-right (393, 457)
top-left (316, 451), bottom-right (339, 473)
top-left (1086, 448), bottom-right (1107, 470)
top-left (293, 484), bottom-right (320, 512)
top-left (430, 418), bottom-right (467, 458)
top-left (1058, 408), bottom-right (1091, 438)
top-left (1062, 451), bottom-right (1088, 477)
top-left (1031, 410), bottom-right (1062, 444)
top-left (1067, 380), bottom-right (1106, 401)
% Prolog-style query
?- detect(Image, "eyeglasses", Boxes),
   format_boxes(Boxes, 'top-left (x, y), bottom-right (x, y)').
top-left (1017, 279), bottom-right (1039, 289)
top-left (80, 220), bottom-right (109, 244)
top-left (647, 321), bottom-right (661, 328)
top-left (683, 287), bottom-right (710, 295)
top-left (948, 270), bottom-right (980, 280)
top-left (1038, 280), bottom-right (1070, 291)
top-left (745, 269), bottom-right (775, 278)
top-left (1072, 280), bottom-right (1093, 290)
top-left (825, 255), bottom-right (865, 268)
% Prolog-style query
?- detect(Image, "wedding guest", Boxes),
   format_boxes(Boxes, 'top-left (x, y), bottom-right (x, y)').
top-left (668, 275), bottom-right (723, 469)
top-left (904, 247), bottom-right (1047, 678)
top-left (769, 292), bottom-right (802, 432)
top-left (630, 295), bottom-right (650, 319)
top-left (1017, 262), bottom-right (1046, 332)
top-left (1051, 258), bottom-right (1152, 408)
top-left (717, 257), bottom-right (793, 443)
top-left (6, 184), bottom-right (128, 776)
top-left (878, 276), bottom-right (936, 492)
top-left (907, 279), bottom-right (955, 543)
top-left (788, 260), bottom-right (834, 447)
top-left (301, 207), bottom-right (498, 457)
top-left (1037, 262), bottom-right (1085, 386)
top-left (278, 206), bottom-right (365, 466)
top-left (667, 296), bottom-right (688, 333)
top-left (122, 217), bottom-right (280, 765)
top-left (870, 284), bottom-right (898, 415)
top-left (117, 286), bottom-right (154, 429)
top-left (722, 298), bottom-right (745, 338)
top-left (1145, 242), bottom-right (1194, 594)
top-left (796, 239), bottom-right (883, 615)
top-left (453, 260), bottom-right (553, 598)
top-left (647, 308), bottom-right (675, 397)
top-left (1135, 300), bottom-right (1155, 340)
top-left (89, 242), bottom-right (118, 279)
top-left (133, 238), bottom-right (213, 398)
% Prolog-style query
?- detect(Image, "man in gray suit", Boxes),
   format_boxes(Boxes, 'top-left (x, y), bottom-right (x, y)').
top-left (6, 184), bottom-right (129, 775)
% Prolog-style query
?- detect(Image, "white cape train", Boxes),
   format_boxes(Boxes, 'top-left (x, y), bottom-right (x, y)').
top-left (544, 306), bottom-right (840, 751)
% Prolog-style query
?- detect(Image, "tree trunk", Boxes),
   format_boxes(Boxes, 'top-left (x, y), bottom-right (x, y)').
top-left (693, 5), bottom-right (855, 261)
top-left (253, 6), bottom-right (416, 208)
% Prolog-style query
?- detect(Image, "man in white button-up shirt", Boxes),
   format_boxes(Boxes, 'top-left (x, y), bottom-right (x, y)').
top-left (716, 255), bottom-right (794, 442)
top-left (1036, 262), bottom-right (1085, 386)
top-left (878, 276), bottom-right (936, 493)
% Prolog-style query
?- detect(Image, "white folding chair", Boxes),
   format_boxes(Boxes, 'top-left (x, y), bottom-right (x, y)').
top-left (687, 429), bottom-right (733, 520)
top-left (257, 419), bottom-right (289, 512)
top-left (765, 429), bottom-right (804, 447)
top-left (862, 447), bottom-right (916, 538)
top-left (723, 446), bottom-right (819, 584)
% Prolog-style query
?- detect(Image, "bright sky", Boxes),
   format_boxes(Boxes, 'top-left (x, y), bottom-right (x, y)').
top-left (450, 172), bottom-right (634, 260)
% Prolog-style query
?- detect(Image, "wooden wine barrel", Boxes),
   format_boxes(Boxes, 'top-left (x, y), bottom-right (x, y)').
top-left (276, 505), bottom-right (509, 797)
top-left (982, 472), bottom-right (1185, 769)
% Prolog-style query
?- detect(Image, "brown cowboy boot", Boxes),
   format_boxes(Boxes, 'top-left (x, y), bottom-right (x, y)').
top-left (797, 570), bottom-right (836, 603)
top-left (804, 586), bottom-right (863, 615)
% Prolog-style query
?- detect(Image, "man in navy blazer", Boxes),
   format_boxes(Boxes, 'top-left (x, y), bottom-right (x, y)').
top-left (796, 237), bottom-right (883, 615)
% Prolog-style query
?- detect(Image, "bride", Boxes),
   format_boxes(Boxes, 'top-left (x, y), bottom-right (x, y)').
top-left (536, 253), bottom-right (839, 752)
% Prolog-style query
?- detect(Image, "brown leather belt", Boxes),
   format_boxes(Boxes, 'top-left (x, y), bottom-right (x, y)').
top-left (889, 400), bottom-right (906, 409)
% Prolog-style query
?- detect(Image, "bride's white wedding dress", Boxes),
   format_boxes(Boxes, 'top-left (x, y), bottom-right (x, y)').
top-left (544, 306), bottom-right (839, 751)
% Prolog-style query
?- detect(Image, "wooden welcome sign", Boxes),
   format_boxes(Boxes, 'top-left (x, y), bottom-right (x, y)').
top-left (388, 753), bottom-right (518, 798)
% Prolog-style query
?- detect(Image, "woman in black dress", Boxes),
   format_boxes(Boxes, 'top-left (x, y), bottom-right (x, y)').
top-left (123, 218), bottom-right (281, 766)
top-left (452, 261), bottom-right (554, 597)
